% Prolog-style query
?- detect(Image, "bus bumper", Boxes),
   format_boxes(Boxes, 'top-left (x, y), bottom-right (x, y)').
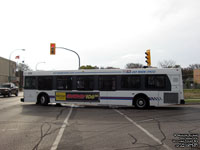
top-left (21, 98), bottom-right (24, 102)
top-left (180, 99), bottom-right (185, 104)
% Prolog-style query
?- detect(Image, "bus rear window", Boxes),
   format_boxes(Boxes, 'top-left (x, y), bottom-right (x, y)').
top-left (24, 76), bottom-right (36, 89)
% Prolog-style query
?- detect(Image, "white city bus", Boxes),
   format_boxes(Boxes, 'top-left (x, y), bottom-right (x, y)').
top-left (21, 68), bottom-right (184, 108)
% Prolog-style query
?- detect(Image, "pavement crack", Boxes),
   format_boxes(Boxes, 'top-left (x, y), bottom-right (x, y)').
top-left (32, 122), bottom-right (51, 150)
top-left (128, 133), bottom-right (137, 145)
top-left (188, 126), bottom-right (200, 133)
top-left (115, 133), bottom-right (159, 150)
top-left (56, 108), bottom-right (65, 120)
top-left (153, 118), bottom-right (166, 144)
top-left (32, 122), bottom-right (61, 150)
top-left (115, 142), bottom-right (159, 150)
top-left (32, 107), bottom-right (72, 150)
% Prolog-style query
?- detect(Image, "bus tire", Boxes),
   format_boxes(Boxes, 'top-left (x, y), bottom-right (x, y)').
top-left (38, 93), bottom-right (49, 106)
top-left (134, 96), bottom-right (149, 109)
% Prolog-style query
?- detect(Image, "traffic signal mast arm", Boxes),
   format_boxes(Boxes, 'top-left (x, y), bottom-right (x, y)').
top-left (50, 43), bottom-right (80, 69)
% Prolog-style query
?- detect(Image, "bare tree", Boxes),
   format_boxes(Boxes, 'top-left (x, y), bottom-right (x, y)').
top-left (16, 63), bottom-right (32, 71)
top-left (158, 60), bottom-right (179, 68)
top-left (188, 64), bottom-right (200, 69)
top-left (125, 63), bottom-right (143, 69)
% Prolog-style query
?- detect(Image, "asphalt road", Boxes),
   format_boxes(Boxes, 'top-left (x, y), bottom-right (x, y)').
top-left (0, 93), bottom-right (200, 150)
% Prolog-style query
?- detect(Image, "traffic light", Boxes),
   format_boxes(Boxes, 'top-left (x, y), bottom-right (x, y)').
top-left (145, 49), bottom-right (151, 66)
top-left (50, 43), bottom-right (56, 55)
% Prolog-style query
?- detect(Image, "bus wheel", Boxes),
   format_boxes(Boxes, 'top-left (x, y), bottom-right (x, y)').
top-left (135, 97), bottom-right (149, 109)
top-left (39, 94), bottom-right (49, 106)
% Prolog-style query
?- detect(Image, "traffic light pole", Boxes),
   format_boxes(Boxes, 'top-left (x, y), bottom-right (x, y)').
top-left (56, 47), bottom-right (81, 70)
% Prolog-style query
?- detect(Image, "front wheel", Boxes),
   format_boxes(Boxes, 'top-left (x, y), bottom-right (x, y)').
top-left (135, 97), bottom-right (149, 109)
top-left (8, 92), bottom-right (11, 97)
top-left (38, 94), bottom-right (49, 106)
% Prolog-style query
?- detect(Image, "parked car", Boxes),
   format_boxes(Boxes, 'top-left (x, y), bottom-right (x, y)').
top-left (0, 83), bottom-right (18, 97)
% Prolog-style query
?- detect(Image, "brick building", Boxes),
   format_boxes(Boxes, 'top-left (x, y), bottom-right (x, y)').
top-left (194, 69), bottom-right (200, 84)
top-left (0, 56), bottom-right (16, 84)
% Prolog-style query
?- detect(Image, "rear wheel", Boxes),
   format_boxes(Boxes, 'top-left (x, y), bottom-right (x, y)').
top-left (15, 91), bottom-right (18, 96)
top-left (135, 97), bottom-right (149, 109)
top-left (38, 94), bottom-right (49, 106)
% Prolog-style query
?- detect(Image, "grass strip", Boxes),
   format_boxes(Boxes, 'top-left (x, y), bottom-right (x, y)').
top-left (185, 99), bottom-right (200, 103)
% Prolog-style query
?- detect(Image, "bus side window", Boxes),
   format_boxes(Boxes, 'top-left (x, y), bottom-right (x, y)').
top-left (155, 76), bottom-right (165, 88)
top-left (98, 76), bottom-right (116, 91)
top-left (145, 75), bottom-right (166, 90)
top-left (121, 75), bottom-right (141, 90)
top-left (38, 76), bottom-right (53, 90)
top-left (76, 76), bottom-right (94, 90)
top-left (56, 76), bottom-right (72, 90)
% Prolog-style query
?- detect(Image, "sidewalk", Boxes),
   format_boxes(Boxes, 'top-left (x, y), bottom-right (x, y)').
top-left (18, 91), bottom-right (24, 97)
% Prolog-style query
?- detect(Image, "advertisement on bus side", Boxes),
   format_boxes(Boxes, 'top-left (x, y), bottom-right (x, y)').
top-left (55, 92), bottom-right (100, 102)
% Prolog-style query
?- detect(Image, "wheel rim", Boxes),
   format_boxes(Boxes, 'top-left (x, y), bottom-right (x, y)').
top-left (40, 96), bottom-right (46, 104)
top-left (137, 98), bottom-right (146, 108)
top-left (138, 100), bottom-right (144, 106)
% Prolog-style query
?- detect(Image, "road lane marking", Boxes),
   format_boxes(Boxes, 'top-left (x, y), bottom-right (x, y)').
top-left (138, 118), bottom-right (154, 123)
top-left (1, 128), bottom-right (19, 131)
top-left (114, 109), bottom-right (172, 150)
top-left (50, 105), bottom-right (74, 150)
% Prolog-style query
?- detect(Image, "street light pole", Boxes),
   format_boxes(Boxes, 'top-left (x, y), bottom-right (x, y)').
top-left (9, 49), bottom-right (25, 82)
top-left (35, 62), bottom-right (46, 71)
top-left (56, 47), bottom-right (80, 69)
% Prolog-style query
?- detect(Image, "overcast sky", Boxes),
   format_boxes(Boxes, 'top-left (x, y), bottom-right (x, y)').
top-left (0, 0), bottom-right (200, 70)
